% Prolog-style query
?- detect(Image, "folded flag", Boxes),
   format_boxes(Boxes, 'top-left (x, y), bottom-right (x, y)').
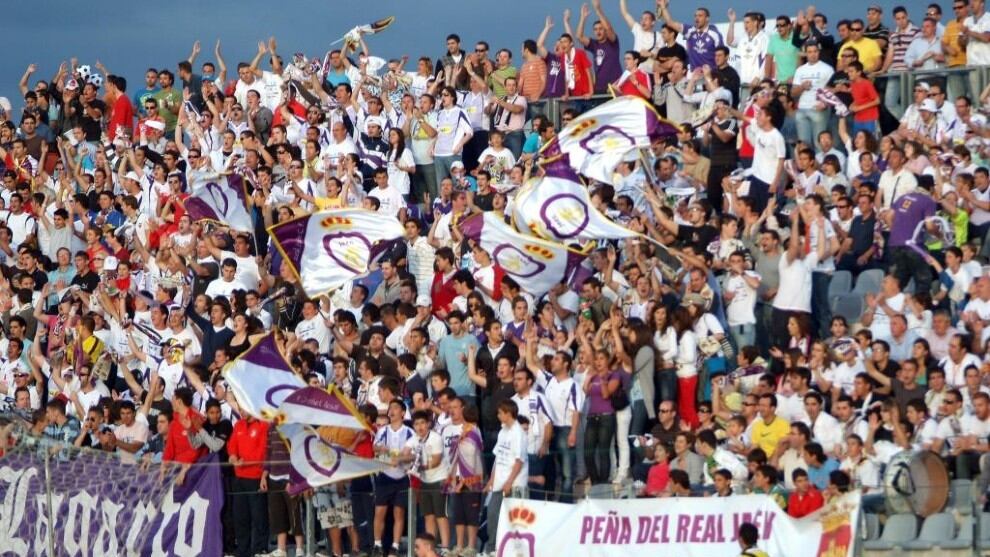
top-left (277, 386), bottom-right (370, 430)
top-left (269, 209), bottom-right (405, 298)
top-left (279, 423), bottom-right (387, 495)
top-left (224, 333), bottom-right (306, 420)
top-left (541, 96), bottom-right (678, 185)
top-left (185, 173), bottom-right (254, 232)
top-left (512, 172), bottom-right (638, 243)
top-left (459, 212), bottom-right (586, 297)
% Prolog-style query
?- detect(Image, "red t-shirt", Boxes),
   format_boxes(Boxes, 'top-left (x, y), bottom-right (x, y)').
top-left (619, 70), bottom-right (650, 99)
top-left (566, 49), bottom-right (594, 96)
top-left (431, 271), bottom-right (457, 318)
top-left (109, 95), bottom-right (135, 141)
top-left (850, 78), bottom-right (880, 123)
top-left (787, 487), bottom-right (825, 518)
top-left (739, 104), bottom-right (759, 158)
top-left (227, 418), bottom-right (270, 479)
top-left (163, 408), bottom-right (207, 464)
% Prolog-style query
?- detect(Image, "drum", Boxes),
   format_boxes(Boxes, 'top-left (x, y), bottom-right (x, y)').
top-left (883, 450), bottom-right (949, 517)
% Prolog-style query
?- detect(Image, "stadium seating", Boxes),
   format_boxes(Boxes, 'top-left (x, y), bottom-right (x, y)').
top-left (863, 513), bottom-right (918, 554)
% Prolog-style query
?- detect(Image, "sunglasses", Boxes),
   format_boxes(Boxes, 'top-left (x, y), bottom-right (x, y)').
top-left (837, 204), bottom-right (851, 209)
top-left (660, 408), bottom-right (674, 413)
top-left (850, 27), bottom-right (863, 31)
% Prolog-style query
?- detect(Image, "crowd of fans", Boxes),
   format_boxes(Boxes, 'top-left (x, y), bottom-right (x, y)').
top-left (1, 0), bottom-right (990, 556)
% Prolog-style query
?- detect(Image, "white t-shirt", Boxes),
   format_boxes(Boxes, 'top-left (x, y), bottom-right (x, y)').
top-left (294, 315), bottom-right (332, 354)
top-left (220, 250), bottom-right (261, 290)
top-left (492, 421), bottom-right (528, 490)
top-left (735, 31), bottom-right (769, 84)
top-left (869, 293), bottom-right (906, 340)
top-left (792, 62), bottom-right (835, 110)
top-left (234, 71), bottom-right (284, 111)
top-left (961, 413), bottom-right (990, 440)
top-left (965, 12), bottom-right (990, 65)
top-left (724, 271), bottom-right (760, 326)
top-left (205, 277), bottom-right (247, 300)
top-left (375, 423), bottom-right (416, 479)
top-left (747, 126), bottom-right (786, 185)
top-left (806, 219), bottom-right (837, 273)
top-left (387, 148), bottom-right (416, 196)
top-left (773, 252), bottom-right (820, 313)
top-left (877, 169), bottom-right (918, 209)
top-left (368, 185), bottom-right (406, 218)
top-left (404, 430), bottom-right (447, 484)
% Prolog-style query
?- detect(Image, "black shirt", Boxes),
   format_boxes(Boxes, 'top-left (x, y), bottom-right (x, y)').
top-left (676, 224), bottom-right (718, 252)
top-left (71, 270), bottom-right (100, 293)
top-left (848, 213), bottom-right (877, 258)
top-left (713, 65), bottom-right (741, 108)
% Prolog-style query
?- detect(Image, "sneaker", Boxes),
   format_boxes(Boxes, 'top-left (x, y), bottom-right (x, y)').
top-left (370, 547), bottom-right (385, 557)
top-left (258, 551), bottom-right (288, 557)
top-left (461, 548), bottom-right (478, 557)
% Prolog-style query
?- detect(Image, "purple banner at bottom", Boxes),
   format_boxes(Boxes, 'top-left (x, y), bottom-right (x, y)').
top-left (0, 449), bottom-right (223, 556)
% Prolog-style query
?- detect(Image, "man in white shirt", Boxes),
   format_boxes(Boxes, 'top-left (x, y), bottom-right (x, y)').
top-left (484, 399), bottom-right (528, 555)
top-left (368, 168), bottom-right (407, 220)
top-left (953, 391), bottom-right (990, 479)
top-left (542, 351), bottom-right (583, 502)
top-left (963, 0), bottom-right (990, 68)
top-left (771, 203), bottom-right (826, 350)
top-left (876, 148), bottom-right (918, 209)
top-left (723, 250), bottom-right (761, 352)
top-left (802, 391), bottom-right (843, 455)
top-left (727, 9), bottom-right (769, 86)
top-left (292, 299), bottom-right (331, 354)
top-left (741, 106), bottom-right (785, 213)
top-left (204, 259), bottom-right (246, 300)
top-left (791, 40), bottom-right (835, 149)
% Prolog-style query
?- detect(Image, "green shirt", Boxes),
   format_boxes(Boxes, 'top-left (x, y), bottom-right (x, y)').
top-left (153, 88), bottom-right (182, 133)
top-left (768, 33), bottom-right (800, 83)
top-left (926, 209), bottom-right (968, 250)
top-left (488, 66), bottom-right (519, 98)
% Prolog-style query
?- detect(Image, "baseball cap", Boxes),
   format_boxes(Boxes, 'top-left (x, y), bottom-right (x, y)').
top-left (920, 99), bottom-right (939, 113)
top-left (915, 82), bottom-right (931, 92)
top-left (124, 171), bottom-right (141, 182)
top-left (415, 294), bottom-right (432, 307)
top-left (451, 161), bottom-right (465, 170)
top-left (365, 116), bottom-right (385, 129)
top-left (867, 5), bottom-right (882, 12)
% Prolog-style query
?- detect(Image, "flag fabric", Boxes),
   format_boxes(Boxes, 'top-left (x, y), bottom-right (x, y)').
top-left (277, 386), bottom-right (370, 430)
top-left (224, 333), bottom-right (306, 420)
top-left (541, 96), bottom-right (679, 184)
top-left (184, 173), bottom-right (254, 232)
top-left (512, 172), bottom-right (639, 243)
top-left (268, 209), bottom-right (405, 298)
top-left (279, 423), bottom-right (387, 495)
top-left (459, 212), bottom-right (586, 297)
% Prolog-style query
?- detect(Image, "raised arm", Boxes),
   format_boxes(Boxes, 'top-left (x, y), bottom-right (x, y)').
top-left (188, 40), bottom-right (202, 66)
top-left (657, 0), bottom-right (684, 33)
top-left (268, 37), bottom-right (283, 75)
top-left (214, 40), bottom-right (228, 84)
top-left (593, 0), bottom-right (618, 42)
top-left (619, 0), bottom-right (639, 29)
top-left (537, 17), bottom-right (555, 58)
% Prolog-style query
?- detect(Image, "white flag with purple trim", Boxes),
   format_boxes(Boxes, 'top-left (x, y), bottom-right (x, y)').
top-left (512, 175), bottom-right (638, 243)
top-left (224, 333), bottom-right (306, 420)
top-left (542, 96), bottom-right (678, 185)
top-left (277, 386), bottom-right (370, 430)
top-left (279, 423), bottom-right (387, 495)
top-left (459, 212), bottom-right (586, 298)
top-left (185, 173), bottom-right (254, 232)
top-left (268, 209), bottom-right (405, 298)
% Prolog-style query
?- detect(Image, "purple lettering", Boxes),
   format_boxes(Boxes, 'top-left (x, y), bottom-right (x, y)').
top-left (603, 512), bottom-right (619, 544)
top-left (689, 515), bottom-right (705, 543)
top-left (618, 517), bottom-right (632, 545)
top-left (593, 516), bottom-right (605, 543)
top-left (660, 515), bottom-right (671, 543)
top-left (717, 514), bottom-right (725, 542)
top-left (676, 515), bottom-right (691, 542)
top-left (637, 517), bottom-right (653, 544)
top-left (763, 512), bottom-right (776, 540)
top-left (702, 515), bottom-right (717, 543)
top-left (580, 516), bottom-right (593, 544)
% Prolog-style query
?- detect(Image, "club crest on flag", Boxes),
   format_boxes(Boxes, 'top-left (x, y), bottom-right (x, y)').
top-left (539, 193), bottom-right (591, 239)
top-left (492, 243), bottom-right (552, 278)
top-left (322, 232), bottom-right (373, 275)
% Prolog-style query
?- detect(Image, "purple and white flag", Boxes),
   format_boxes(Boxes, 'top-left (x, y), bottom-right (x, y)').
top-left (277, 386), bottom-right (370, 430)
top-left (268, 209), bottom-right (405, 298)
top-left (279, 423), bottom-right (387, 495)
top-left (185, 173), bottom-right (254, 232)
top-left (459, 212), bottom-right (586, 297)
top-left (224, 333), bottom-right (306, 420)
top-left (541, 96), bottom-right (679, 184)
top-left (513, 174), bottom-right (638, 243)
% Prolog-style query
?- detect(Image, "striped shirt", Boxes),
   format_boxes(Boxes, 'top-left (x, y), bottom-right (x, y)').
top-left (518, 58), bottom-right (548, 101)
top-left (888, 24), bottom-right (920, 71)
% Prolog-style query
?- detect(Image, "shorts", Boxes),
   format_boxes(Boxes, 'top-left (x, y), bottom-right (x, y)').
top-left (316, 489), bottom-right (354, 530)
top-left (267, 479), bottom-right (303, 537)
top-left (449, 491), bottom-right (482, 527)
top-left (418, 481), bottom-right (447, 518)
top-left (374, 475), bottom-right (409, 508)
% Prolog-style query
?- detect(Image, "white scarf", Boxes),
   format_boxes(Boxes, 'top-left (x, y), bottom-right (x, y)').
top-left (564, 48), bottom-right (577, 90)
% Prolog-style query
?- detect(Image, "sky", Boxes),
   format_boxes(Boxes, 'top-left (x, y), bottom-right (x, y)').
top-left (3, 0), bottom-right (875, 112)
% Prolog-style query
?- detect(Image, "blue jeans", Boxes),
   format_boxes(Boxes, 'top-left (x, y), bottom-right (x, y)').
top-left (851, 120), bottom-right (877, 137)
top-left (729, 323), bottom-right (756, 355)
top-left (553, 426), bottom-right (576, 502)
top-left (434, 154), bottom-right (461, 186)
top-left (503, 130), bottom-right (525, 161)
top-left (811, 272), bottom-right (833, 339)
top-left (796, 108), bottom-right (830, 150)
top-left (584, 414), bottom-right (616, 484)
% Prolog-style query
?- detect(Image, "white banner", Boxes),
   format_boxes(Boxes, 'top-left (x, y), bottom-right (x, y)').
top-left (512, 175), bottom-right (638, 243)
top-left (496, 493), bottom-right (860, 557)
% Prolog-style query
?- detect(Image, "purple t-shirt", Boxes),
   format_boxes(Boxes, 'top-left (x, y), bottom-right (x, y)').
top-left (543, 53), bottom-right (566, 98)
top-left (587, 370), bottom-right (622, 415)
top-left (888, 191), bottom-right (936, 248)
top-left (684, 25), bottom-right (724, 70)
top-left (586, 38), bottom-right (622, 94)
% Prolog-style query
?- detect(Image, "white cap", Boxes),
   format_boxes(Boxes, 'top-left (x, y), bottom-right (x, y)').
top-left (102, 256), bottom-right (119, 272)
top-left (920, 99), bottom-right (939, 113)
top-left (415, 294), bottom-right (432, 307)
top-left (124, 171), bottom-right (141, 182)
top-left (365, 116), bottom-right (385, 129)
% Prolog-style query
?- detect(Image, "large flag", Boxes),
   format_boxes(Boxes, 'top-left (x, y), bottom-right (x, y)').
top-left (184, 173), bottom-right (254, 232)
top-left (459, 212), bottom-right (585, 297)
top-left (541, 96), bottom-right (679, 184)
top-left (512, 171), bottom-right (638, 243)
top-left (279, 423), bottom-right (387, 495)
top-left (269, 209), bottom-right (405, 298)
top-left (224, 333), bottom-right (306, 420)
top-left (277, 386), bottom-right (370, 430)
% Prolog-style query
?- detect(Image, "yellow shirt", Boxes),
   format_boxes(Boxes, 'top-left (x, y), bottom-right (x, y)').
top-left (943, 21), bottom-right (968, 67)
top-left (839, 38), bottom-right (883, 72)
top-left (314, 196), bottom-right (344, 210)
top-left (751, 415), bottom-right (790, 456)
